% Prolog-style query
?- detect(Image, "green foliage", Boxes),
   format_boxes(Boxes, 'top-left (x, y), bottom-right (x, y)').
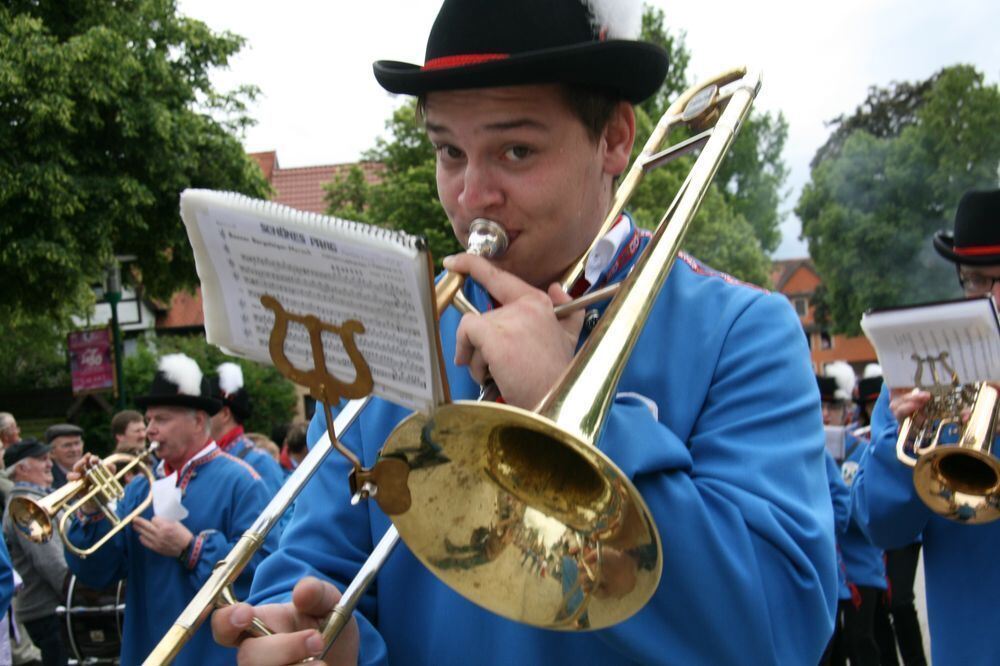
top-left (123, 335), bottom-right (298, 436)
top-left (0, 1), bottom-right (269, 328)
top-left (0, 311), bottom-right (71, 389)
top-left (797, 65), bottom-right (1000, 335)
top-left (632, 6), bottom-right (785, 284)
top-left (325, 101), bottom-right (459, 268)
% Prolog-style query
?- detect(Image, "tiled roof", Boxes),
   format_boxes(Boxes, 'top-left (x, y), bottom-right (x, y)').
top-left (156, 288), bottom-right (205, 329)
top-left (270, 162), bottom-right (383, 214)
top-left (770, 257), bottom-right (815, 293)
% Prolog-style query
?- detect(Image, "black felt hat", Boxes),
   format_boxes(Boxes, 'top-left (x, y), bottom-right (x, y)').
top-left (816, 376), bottom-right (839, 404)
top-left (933, 189), bottom-right (1000, 266)
top-left (134, 354), bottom-right (221, 416)
top-left (856, 376), bottom-right (883, 405)
top-left (373, 0), bottom-right (669, 104)
top-left (209, 363), bottom-right (252, 423)
top-left (4, 438), bottom-right (51, 468)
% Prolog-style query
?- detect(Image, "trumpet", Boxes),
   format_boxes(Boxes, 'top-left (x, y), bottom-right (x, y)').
top-left (146, 66), bottom-right (761, 662)
top-left (9, 448), bottom-right (157, 558)
top-left (897, 379), bottom-right (1000, 524)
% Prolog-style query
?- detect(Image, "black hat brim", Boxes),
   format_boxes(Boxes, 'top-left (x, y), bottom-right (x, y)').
top-left (374, 40), bottom-right (669, 104)
top-left (135, 394), bottom-right (222, 416)
top-left (933, 230), bottom-right (1000, 266)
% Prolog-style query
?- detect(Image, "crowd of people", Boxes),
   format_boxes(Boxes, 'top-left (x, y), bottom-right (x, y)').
top-left (0, 0), bottom-right (997, 664)
top-left (0, 360), bottom-right (306, 665)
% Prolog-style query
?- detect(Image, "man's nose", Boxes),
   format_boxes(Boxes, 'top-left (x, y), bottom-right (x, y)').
top-left (457, 161), bottom-right (503, 212)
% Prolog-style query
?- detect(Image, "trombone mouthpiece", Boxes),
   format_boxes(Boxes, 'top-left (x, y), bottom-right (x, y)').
top-left (467, 219), bottom-right (508, 259)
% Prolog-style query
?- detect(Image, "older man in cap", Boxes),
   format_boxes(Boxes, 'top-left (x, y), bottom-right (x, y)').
top-left (852, 188), bottom-right (1000, 665)
top-left (44, 423), bottom-right (84, 490)
top-left (2, 438), bottom-right (70, 666)
top-left (215, 0), bottom-right (836, 663)
top-left (64, 353), bottom-right (278, 664)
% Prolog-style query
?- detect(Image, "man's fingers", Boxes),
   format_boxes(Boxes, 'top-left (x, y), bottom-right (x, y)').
top-left (212, 602), bottom-right (303, 648)
top-left (235, 630), bottom-right (323, 666)
top-left (291, 576), bottom-right (344, 619)
top-left (444, 253), bottom-right (534, 305)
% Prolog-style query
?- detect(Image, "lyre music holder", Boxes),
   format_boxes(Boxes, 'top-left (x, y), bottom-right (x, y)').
top-left (260, 294), bottom-right (412, 515)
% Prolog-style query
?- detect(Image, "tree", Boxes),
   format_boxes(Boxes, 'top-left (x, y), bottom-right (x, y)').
top-left (0, 1), bottom-right (269, 328)
top-left (326, 4), bottom-right (787, 286)
top-left (325, 101), bottom-right (460, 268)
top-left (797, 65), bottom-right (1000, 335)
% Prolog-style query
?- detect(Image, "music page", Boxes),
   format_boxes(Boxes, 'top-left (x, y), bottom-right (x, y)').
top-left (180, 189), bottom-right (444, 413)
top-left (860, 297), bottom-right (1000, 388)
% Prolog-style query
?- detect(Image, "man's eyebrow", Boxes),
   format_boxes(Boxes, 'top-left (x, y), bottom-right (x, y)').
top-left (425, 118), bottom-right (548, 134)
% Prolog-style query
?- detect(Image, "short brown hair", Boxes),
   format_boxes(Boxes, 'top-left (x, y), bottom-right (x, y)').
top-left (284, 422), bottom-right (309, 455)
top-left (111, 410), bottom-right (144, 437)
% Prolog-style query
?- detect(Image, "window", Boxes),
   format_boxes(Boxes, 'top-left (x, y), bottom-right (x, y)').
top-left (793, 298), bottom-right (808, 317)
top-left (820, 332), bottom-right (833, 350)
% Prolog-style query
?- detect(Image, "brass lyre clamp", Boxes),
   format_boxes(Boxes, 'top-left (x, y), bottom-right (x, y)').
top-left (260, 295), bottom-right (412, 515)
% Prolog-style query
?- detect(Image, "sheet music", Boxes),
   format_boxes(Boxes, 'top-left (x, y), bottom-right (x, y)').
top-left (181, 190), bottom-right (443, 413)
top-left (860, 297), bottom-right (1000, 387)
top-left (824, 426), bottom-right (846, 461)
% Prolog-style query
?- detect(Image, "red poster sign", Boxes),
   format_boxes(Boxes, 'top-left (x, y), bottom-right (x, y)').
top-left (68, 328), bottom-right (116, 395)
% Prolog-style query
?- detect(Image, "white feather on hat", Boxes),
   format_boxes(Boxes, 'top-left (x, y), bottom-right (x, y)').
top-left (824, 361), bottom-right (856, 402)
top-left (159, 354), bottom-right (203, 396)
top-left (217, 362), bottom-right (244, 396)
top-left (863, 363), bottom-right (882, 379)
top-left (584, 0), bottom-right (642, 39)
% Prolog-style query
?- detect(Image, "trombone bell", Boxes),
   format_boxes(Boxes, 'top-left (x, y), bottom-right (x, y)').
top-left (381, 402), bottom-right (660, 630)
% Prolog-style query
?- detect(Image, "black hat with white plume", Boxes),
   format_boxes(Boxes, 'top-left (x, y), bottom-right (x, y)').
top-left (135, 354), bottom-right (222, 415)
top-left (373, 0), bottom-right (669, 104)
top-left (210, 362), bottom-right (253, 423)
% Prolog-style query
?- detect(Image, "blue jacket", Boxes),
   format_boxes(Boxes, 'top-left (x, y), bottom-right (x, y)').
top-left (250, 241), bottom-right (837, 665)
top-left (825, 451), bottom-right (852, 600)
top-left (838, 427), bottom-right (887, 589)
top-left (0, 536), bottom-right (13, 619)
top-left (852, 386), bottom-right (1000, 666)
top-left (65, 445), bottom-right (278, 665)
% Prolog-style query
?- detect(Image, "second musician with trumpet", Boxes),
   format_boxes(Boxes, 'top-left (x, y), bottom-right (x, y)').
top-left (851, 188), bottom-right (1000, 665)
top-left (214, 0), bottom-right (838, 663)
top-left (65, 353), bottom-right (279, 664)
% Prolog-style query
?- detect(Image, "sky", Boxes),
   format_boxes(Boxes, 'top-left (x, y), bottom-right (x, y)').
top-left (177, 0), bottom-right (1000, 259)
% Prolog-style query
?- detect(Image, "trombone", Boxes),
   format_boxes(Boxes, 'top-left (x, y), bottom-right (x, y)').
top-left (8, 448), bottom-right (157, 558)
top-left (146, 66), bottom-right (761, 663)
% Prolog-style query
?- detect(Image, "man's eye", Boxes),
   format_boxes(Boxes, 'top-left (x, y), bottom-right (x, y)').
top-left (435, 144), bottom-right (464, 160)
top-left (503, 145), bottom-right (532, 161)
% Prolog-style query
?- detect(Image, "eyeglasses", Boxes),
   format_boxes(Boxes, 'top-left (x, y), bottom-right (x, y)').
top-left (958, 272), bottom-right (1000, 295)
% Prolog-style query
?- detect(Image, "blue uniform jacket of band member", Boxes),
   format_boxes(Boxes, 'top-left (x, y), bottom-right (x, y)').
top-left (64, 448), bottom-right (279, 665)
top-left (825, 451), bottom-right (852, 600)
top-left (852, 386), bottom-right (1000, 666)
top-left (249, 227), bottom-right (839, 665)
top-left (837, 429), bottom-right (887, 590)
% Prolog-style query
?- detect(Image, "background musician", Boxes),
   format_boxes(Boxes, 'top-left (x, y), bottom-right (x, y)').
top-left (214, 0), bottom-right (837, 663)
top-left (851, 188), bottom-right (1000, 665)
top-left (64, 353), bottom-right (278, 664)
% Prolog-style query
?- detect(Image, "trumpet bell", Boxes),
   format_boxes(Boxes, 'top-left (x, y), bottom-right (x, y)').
top-left (8, 495), bottom-right (55, 543)
top-left (908, 382), bottom-right (1000, 523)
top-left (381, 401), bottom-right (661, 630)
top-left (914, 447), bottom-right (1000, 523)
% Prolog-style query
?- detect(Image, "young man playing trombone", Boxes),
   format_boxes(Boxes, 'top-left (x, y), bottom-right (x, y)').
top-left (851, 188), bottom-right (1000, 666)
top-left (214, 0), bottom-right (837, 663)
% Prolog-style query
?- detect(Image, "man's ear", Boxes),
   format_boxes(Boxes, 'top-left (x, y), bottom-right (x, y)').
top-left (601, 102), bottom-right (636, 177)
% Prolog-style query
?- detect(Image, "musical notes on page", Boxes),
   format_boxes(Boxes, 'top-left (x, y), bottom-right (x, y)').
top-left (180, 190), bottom-right (443, 413)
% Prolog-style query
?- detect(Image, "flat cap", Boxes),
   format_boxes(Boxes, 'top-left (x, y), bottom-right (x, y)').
top-left (44, 423), bottom-right (83, 444)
